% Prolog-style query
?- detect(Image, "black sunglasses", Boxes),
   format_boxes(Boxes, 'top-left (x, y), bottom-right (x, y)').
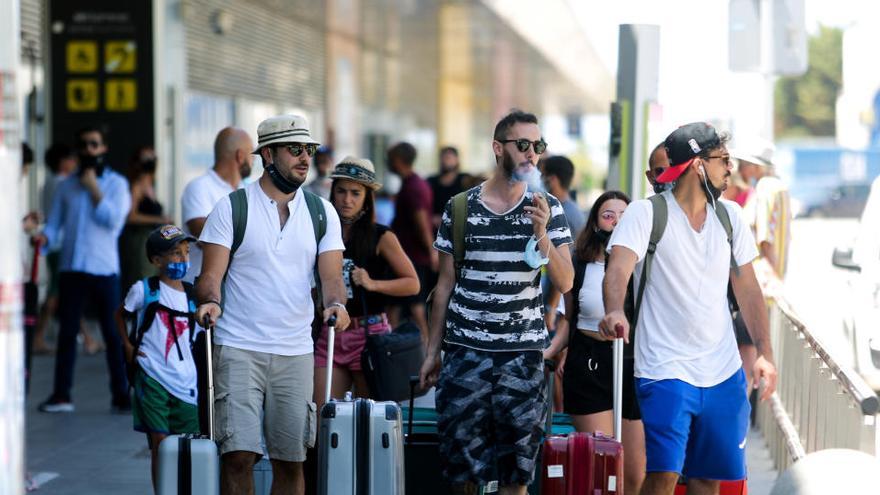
top-left (280, 143), bottom-right (319, 157)
top-left (498, 138), bottom-right (547, 155)
top-left (77, 139), bottom-right (101, 149)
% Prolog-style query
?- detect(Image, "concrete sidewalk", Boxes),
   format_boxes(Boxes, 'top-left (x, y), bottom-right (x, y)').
top-left (24, 349), bottom-right (779, 493)
top-left (26, 352), bottom-right (152, 494)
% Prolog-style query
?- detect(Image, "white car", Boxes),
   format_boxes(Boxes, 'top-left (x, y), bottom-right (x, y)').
top-left (833, 176), bottom-right (880, 391)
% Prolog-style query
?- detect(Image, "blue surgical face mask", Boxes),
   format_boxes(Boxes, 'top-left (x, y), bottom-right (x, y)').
top-left (512, 164), bottom-right (545, 193)
top-left (524, 236), bottom-right (549, 269)
top-left (165, 261), bottom-right (190, 280)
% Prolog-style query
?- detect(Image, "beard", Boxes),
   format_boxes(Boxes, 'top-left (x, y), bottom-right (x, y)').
top-left (501, 149), bottom-right (517, 180)
top-left (441, 161), bottom-right (458, 174)
top-left (240, 159), bottom-right (252, 179)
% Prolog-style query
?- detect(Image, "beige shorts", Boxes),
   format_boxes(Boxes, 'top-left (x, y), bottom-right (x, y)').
top-left (213, 345), bottom-right (317, 462)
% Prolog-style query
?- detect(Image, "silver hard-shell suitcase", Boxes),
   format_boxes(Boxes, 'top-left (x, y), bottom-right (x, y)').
top-left (317, 317), bottom-right (405, 495)
top-left (157, 325), bottom-right (219, 495)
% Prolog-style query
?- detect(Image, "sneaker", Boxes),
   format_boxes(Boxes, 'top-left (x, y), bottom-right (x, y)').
top-left (111, 400), bottom-right (132, 414)
top-left (38, 398), bottom-right (74, 413)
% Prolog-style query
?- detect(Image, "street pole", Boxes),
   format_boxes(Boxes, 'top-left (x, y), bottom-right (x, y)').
top-left (0, 0), bottom-right (25, 494)
top-left (609, 24), bottom-right (660, 200)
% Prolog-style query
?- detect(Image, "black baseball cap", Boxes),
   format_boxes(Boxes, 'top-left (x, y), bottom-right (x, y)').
top-left (146, 224), bottom-right (196, 260)
top-left (656, 122), bottom-right (721, 183)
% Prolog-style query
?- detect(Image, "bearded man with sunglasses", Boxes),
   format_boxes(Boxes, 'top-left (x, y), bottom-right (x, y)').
top-left (420, 110), bottom-right (573, 495)
top-left (195, 115), bottom-right (349, 494)
top-left (601, 123), bottom-right (777, 495)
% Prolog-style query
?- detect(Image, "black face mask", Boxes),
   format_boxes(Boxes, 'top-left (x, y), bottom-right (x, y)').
top-left (266, 163), bottom-right (301, 194)
top-left (79, 153), bottom-right (106, 177)
top-left (593, 228), bottom-right (612, 245)
top-left (139, 159), bottom-right (157, 174)
top-left (652, 181), bottom-right (673, 194)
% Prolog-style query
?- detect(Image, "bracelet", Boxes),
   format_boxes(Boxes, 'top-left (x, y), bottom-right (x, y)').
top-left (329, 302), bottom-right (348, 312)
top-left (200, 300), bottom-right (222, 309)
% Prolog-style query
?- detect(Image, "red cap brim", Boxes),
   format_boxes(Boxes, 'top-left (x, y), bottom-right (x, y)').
top-left (655, 158), bottom-right (693, 183)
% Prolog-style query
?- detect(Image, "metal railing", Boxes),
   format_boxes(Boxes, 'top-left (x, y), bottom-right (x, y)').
top-left (756, 295), bottom-right (880, 473)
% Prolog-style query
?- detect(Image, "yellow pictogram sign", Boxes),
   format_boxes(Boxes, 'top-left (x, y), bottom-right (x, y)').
top-left (105, 79), bottom-right (137, 112)
top-left (104, 41), bottom-right (137, 74)
top-left (66, 79), bottom-right (99, 111)
top-left (66, 41), bottom-right (98, 73)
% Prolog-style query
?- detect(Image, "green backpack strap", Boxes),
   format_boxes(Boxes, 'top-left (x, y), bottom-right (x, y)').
top-left (712, 201), bottom-right (740, 277)
top-left (634, 194), bottom-right (668, 326)
top-left (303, 190), bottom-right (327, 246)
top-left (451, 191), bottom-right (468, 281)
top-left (223, 188), bottom-right (249, 311)
top-left (229, 189), bottom-right (248, 260)
top-left (302, 189), bottom-right (327, 298)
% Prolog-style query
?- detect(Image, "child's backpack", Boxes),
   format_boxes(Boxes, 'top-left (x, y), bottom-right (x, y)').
top-left (127, 276), bottom-right (198, 382)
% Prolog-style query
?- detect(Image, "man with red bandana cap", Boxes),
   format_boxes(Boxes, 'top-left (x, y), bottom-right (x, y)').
top-left (600, 122), bottom-right (778, 494)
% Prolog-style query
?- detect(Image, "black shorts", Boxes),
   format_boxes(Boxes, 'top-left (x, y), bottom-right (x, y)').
top-left (732, 311), bottom-right (753, 346)
top-left (562, 330), bottom-right (641, 420)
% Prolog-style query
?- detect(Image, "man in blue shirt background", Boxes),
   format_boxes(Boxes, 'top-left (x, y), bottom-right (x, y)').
top-left (37, 126), bottom-right (132, 413)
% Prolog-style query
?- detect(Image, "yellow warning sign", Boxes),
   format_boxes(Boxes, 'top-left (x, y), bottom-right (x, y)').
top-left (104, 41), bottom-right (137, 74)
top-left (66, 41), bottom-right (98, 73)
top-left (105, 79), bottom-right (137, 111)
top-left (66, 79), bottom-right (99, 111)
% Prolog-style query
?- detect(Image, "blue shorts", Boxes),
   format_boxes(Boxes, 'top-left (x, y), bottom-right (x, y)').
top-left (635, 368), bottom-right (750, 480)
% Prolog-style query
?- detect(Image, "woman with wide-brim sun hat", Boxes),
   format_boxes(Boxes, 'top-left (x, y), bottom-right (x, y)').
top-left (312, 156), bottom-right (421, 410)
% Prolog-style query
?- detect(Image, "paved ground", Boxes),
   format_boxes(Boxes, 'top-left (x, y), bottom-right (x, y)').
top-left (26, 349), bottom-right (152, 494)
top-left (24, 348), bottom-right (779, 494)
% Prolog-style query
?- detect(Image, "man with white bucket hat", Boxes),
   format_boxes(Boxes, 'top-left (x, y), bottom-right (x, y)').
top-left (196, 114), bottom-right (349, 494)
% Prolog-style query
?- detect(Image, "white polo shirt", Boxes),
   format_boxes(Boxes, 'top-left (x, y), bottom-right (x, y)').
top-left (199, 180), bottom-right (345, 356)
top-left (181, 169), bottom-right (241, 283)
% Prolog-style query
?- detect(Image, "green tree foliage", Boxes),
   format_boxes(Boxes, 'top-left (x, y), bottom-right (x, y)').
top-left (775, 25), bottom-right (842, 137)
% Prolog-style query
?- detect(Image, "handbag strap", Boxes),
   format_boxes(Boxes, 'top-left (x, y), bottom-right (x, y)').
top-left (358, 288), bottom-right (370, 339)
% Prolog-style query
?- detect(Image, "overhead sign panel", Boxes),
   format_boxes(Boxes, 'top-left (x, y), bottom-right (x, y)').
top-left (49, 0), bottom-right (154, 169)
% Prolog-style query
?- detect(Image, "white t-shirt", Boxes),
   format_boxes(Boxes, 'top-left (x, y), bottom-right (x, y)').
top-left (124, 280), bottom-right (203, 405)
top-left (576, 261), bottom-right (605, 332)
top-left (608, 191), bottom-right (759, 387)
top-left (199, 181), bottom-right (345, 356)
top-left (180, 170), bottom-right (241, 283)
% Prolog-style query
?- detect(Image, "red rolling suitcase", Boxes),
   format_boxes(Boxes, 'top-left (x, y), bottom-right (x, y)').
top-left (539, 325), bottom-right (626, 495)
top-left (673, 479), bottom-right (748, 494)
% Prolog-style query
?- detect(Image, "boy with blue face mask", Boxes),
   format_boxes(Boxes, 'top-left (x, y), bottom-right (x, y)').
top-left (115, 224), bottom-right (201, 491)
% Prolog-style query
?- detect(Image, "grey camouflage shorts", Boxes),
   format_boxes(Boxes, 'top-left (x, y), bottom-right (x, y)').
top-left (435, 344), bottom-right (547, 486)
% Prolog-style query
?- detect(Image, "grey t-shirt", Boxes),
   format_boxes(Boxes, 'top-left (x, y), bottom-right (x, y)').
top-left (434, 186), bottom-right (572, 352)
top-left (561, 198), bottom-right (585, 240)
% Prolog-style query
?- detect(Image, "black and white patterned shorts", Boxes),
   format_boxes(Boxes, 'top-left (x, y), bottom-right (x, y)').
top-left (435, 344), bottom-right (547, 486)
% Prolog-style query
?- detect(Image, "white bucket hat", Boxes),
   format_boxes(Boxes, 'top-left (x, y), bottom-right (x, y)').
top-left (252, 114), bottom-right (320, 154)
top-left (329, 156), bottom-right (382, 190)
top-left (731, 138), bottom-right (775, 167)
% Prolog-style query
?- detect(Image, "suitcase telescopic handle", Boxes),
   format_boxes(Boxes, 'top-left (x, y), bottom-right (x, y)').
top-left (407, 376), bottom-right (420, 439)
top-left (200, 316), bottom-right (216, 442)
top-left (324, 315), bottom-right (338, 404)
top-left (612, 323), bottom-right (624, 442)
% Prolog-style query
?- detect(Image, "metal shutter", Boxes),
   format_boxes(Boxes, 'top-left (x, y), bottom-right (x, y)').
top-left (186, 0), bottom-right (326, 112)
